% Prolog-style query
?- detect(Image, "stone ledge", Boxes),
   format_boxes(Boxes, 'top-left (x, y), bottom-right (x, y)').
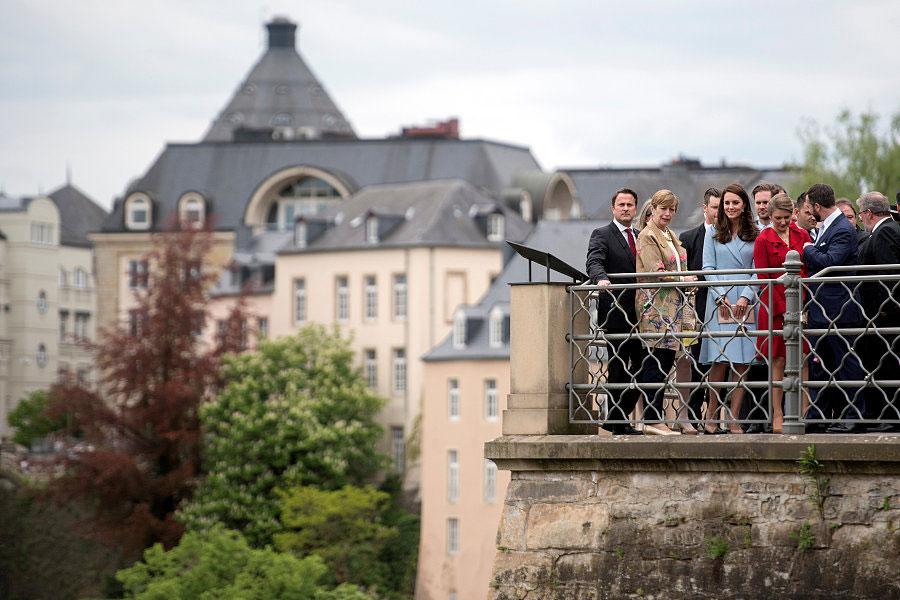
top-left (485, 434), bottom-right (900, 474)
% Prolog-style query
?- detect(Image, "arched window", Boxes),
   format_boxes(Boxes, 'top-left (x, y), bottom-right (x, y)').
top-left (178, 193), bottom-right (206, 227)
top-left (37, 290), bottom-right (48, 314)
top-left (125, 193), bottom-right (152, 230)
top-left (265, 177), bottom-right (341, 230)
top-left (37, 344), bottom-right (47, 368)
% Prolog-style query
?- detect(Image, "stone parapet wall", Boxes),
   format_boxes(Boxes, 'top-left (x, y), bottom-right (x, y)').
top-left (485, 435), bottom-right (900, 600)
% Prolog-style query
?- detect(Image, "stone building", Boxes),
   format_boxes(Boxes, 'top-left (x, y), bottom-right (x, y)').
top-left (0, 184), bottom-right (107, 436)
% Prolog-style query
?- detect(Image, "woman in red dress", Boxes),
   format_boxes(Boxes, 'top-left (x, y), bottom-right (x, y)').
top-left (753, 193), bottom-right (810, 433)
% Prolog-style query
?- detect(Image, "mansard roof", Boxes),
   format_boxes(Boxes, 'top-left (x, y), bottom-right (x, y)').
top-left (203, 18), bottom-right (355, 142)
top-left (47, 184), bottom-right (108, 247)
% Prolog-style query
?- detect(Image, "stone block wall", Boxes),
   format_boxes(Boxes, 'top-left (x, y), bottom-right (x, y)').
top-left (485, 435), bottom-right (900, 600)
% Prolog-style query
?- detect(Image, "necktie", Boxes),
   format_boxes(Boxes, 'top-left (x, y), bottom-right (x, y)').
top-left (810, 228), bottom-right (818, 242)
top-left (625, 227), bottom-right (636, 258)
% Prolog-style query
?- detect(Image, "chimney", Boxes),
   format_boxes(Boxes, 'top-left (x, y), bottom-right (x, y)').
top-left (267, 17), bottom-right (297, 50)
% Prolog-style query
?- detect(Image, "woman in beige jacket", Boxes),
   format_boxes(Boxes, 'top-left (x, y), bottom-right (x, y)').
top-left (635, 189), bottom-right (697, 436)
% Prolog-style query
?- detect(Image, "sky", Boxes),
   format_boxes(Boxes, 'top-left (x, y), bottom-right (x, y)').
top-left (1, 0), bottom-right (898, 210)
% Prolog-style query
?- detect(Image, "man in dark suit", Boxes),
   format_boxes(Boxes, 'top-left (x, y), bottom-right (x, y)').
top-left (679, 187), bottom-right (720, 425)
top-left (802, 183), bottom-right (867, 432)
top-left (586, 187), bottom-right (644, 435)
top-left (857, 192), bottom-right (900, 432)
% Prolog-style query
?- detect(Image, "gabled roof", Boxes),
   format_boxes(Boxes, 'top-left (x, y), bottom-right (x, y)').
top-left (424, 219), bottom-right (605, 362)
top-left (203, 18), bottom-right (355, 142)
top-left (48, 184), bottom-right (108, 247)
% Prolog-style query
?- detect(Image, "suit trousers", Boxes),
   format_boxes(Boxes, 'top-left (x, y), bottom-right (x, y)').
top-left (861, 328), bottom-right (900, 420)
top-left (604, 337), bottom-right (646, 422)
top-left (806, 322), bottom-right (867, 421)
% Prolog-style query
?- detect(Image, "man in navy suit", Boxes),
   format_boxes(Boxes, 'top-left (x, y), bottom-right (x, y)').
top-left (586, 187), bottom-right (644, 435)
top-left (802, 183), bottom-right (867, 432)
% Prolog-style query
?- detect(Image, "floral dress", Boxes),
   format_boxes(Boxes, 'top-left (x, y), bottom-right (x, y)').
top-left (635, 220), bottom-right (689, 351)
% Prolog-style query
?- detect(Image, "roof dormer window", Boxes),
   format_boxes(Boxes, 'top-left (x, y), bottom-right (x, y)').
top-left (178, 193), bottom-right (206, 228)
top-left (366, 216), bottom-right (379, 244)
top-left (487, 213), bottom-right (505, 241)
top-left (489, 307), bottom-right (504, 347)
top-left (125, 193), bottom-right (152, 231)
top-left (452, 311), bottom-right (466, 349)
top-left (295, 221), bottom-right (307, 248)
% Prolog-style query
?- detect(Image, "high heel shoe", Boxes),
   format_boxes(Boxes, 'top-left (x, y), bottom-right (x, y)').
top-left (672, 422), bottom-right (699, 435)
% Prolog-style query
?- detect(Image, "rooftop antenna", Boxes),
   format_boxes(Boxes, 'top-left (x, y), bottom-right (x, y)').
top-left (66, 161), bottom-right (72, 186)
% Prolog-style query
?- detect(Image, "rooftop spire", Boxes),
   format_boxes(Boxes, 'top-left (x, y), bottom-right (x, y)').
top-left (266, 17), bottom-right (297, 49)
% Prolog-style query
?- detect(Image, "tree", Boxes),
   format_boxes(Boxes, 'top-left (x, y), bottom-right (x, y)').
top-left (7, 389), bottom-right (68, 448)
top-left (180, 324), bottom-right (387, 547)
top-left (115, 526), bottom-right (333, 600)
top-left (794, 108), bottom-right (900, 203)
top-left (45, 222), bottom-right (246, 554)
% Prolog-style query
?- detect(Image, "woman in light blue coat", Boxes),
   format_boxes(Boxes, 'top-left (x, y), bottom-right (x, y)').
top-left (700, 183), bottom-right (759, 434)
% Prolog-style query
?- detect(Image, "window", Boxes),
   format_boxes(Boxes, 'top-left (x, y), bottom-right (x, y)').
top-left (37, 291), bottom-right (47, 314)
top-left (31, 223), bottom-right (54, 244)
top-left (257, 317), bottom-right (268, 339)
top-left (485, 379), bottom-right (498, 420)
top-left (393, 274), bottom-right (407, 320)
top-left (216, 319), bottom-right (226, 347)
top-left (59, 268), bottom-right (67, 287)
top-left (447, 450), bottom-right (459, 503)
top-left (366, 217), bottom-right (379, 243)
top-left (392, 348), bottom-right (406, 395)
top-left (77, 368), bottom-right (88, 383)
top-left (484, 460), bottom-right (497, 503)
top-left (128, 310), bottom-right (144, 337)
top-left (294, 221), bottom-right (307, 248)
top-left (73, 268), bottom-right (88, 289)
top-left (336, 276), bottom-right (349, 321)
top-left (179, 193), bottom-right (205, 227)
top-left (447, 518), bottom-right (459, 555)
top-left (364, 275), bottom-right (377, 321)
top-left (74, 313), bottom-right (89, 341)
top-left (489, 308), bottom-right (504, 347)
top-left (37, 344), bottom-right (47, 368)
top-left (266, 177), bottom-right (341, 230)
top-left (452, 312), bottom-right (466, 349)
top-left (59, 311), bottom-right (69, 341)
top-left (294, 279), bottom-right (306, 324)
top-left (391, 426), bottom-right (405, 473)
top-left (129, 260), bottom-right (148, 289)
top-left (126, 194), bottom-right (152, 230)
top-left (365, 349), bottom-right (377, 388)
top-left (448, 378), bottom-right (460, 420)
top-left (487, 213), bottom-right (505, 241)
top-left (240, 319), bottom-right (248, 351)
top-left (449, 593), bottom-right (457, 600)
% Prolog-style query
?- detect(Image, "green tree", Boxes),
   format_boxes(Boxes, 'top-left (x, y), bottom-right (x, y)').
top-left (7, 389), bottom-right (68, 448)
top-left (795, 108), bottom-right (900, 203)
top-left (115, 526), bottom-right (331, 600)
top-left (180, 325), bottom-right (387, 547)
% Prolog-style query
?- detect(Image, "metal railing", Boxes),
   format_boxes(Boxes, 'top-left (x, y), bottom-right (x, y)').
top-left (569, 251), bottom-right (900, 434)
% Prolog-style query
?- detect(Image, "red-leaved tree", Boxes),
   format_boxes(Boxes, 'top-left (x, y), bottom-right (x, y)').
top-left (47, 220), bottom-right (248, 554)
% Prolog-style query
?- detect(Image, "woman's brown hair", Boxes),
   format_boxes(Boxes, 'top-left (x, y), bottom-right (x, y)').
top-left (714, 183), bottom-right (759, 244)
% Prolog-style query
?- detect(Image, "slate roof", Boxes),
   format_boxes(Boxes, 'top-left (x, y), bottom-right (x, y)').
top-left (563, 160), bottom-right (794, 233)
top-left (47, 184), bottom-right (108, 247)
top-left (424, 219), bottom-right (604, 361)
top-left (203, 18), bottom-right (355, 142)
top-left (99, 138), bottom-right (541, 233)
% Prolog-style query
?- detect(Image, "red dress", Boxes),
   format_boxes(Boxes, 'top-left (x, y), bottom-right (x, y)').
top-left (753, 223), bottom-right (810, 358)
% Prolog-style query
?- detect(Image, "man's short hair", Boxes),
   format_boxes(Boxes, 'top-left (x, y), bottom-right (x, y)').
top-left (751, 182), bottom-right (776, 199)
top-left (797, 191), bottom-right (809, 207)
top-left (773, 184), bottom-right (786, 195)
top-left (703, 187), bottom-right (721, 206)
top-left (835, 198), bottom-right (858, 216)
top-left (858, 192), bottom-right (890, 216)
top-left (807, 183), bottom-right (836, 208)
top-left (611, 187), bottom-right (638, 206)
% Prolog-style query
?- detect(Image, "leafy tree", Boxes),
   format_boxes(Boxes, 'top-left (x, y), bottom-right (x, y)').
top-left (274, 478), bottom-right (418, 599)
top-left (794, 108), bottom-right (900, 203)
top-left (44, 222), bottom-right (246, 554)
top-left (180, 324), bottom-right (387, 547)
top-left (7, 389), bottom-right (68, 448)
top-left (115, 526), bottom-right (331, 600)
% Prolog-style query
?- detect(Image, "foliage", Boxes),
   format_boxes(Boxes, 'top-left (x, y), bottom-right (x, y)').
top-left (704, 536), bottom-right (728, 559)
top-left (44, 222), bottom-right (247, 554)
top-left (115, 526), bottom-right (331, 600)
top-left (790, 521), bottom-right (815, 551)
top-left (797, 445), bottom-right (829, 520)
top-left (273, 477), bottom-right (418, 599)
top-left (180, 324), bottom-right (387, 547)
top-left (794, 108), bottom-right (900, 203)
top-left (7, 389), bottom-right (69, 448)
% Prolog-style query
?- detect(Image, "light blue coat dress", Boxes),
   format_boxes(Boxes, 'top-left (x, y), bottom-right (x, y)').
top-left (699, 227), bottom-right (758, 364)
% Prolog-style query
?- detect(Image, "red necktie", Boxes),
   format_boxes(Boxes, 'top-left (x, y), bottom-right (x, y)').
top-left (625, 227), bottom-right (636, 258)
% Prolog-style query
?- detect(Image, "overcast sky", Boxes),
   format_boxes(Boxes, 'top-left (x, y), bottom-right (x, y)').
top-left (1, 0), bottom-right (898, 209)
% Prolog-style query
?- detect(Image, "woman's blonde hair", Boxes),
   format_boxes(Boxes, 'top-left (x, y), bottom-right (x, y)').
top-left (651, 189), bottom-right (678, 211)
top-left (638, 198), bottom-right (653, 228)
top-left (769, 192), bottom-right (794, 215)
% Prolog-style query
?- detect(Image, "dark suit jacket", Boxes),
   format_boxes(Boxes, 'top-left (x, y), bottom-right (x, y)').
top-left (802, 211), bottom-right (862, 325)
top-left (858, 219), bottom-right (900, 326)
top-left (586, 222), bottom-right (639, 333)
top-left (679, 222), bottom-right (709, 321)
